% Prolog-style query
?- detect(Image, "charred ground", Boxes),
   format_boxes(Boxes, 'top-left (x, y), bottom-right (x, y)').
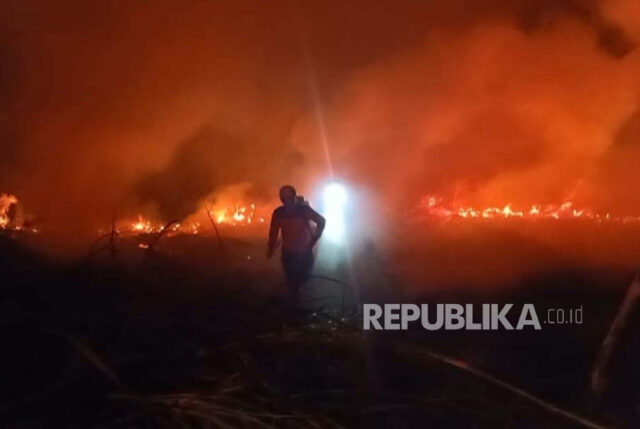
top-left (1, 231), bottom-right (640, 428)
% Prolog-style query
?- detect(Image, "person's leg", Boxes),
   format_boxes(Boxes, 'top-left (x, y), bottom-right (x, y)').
top-left (281, 251), bottom-right (301, 317)
top-left (300, 249), bottom-right (314, 281)
top-left (286, 250), bottom-right (313, 316)
top-left (288, 278), bottom-right (301, 309)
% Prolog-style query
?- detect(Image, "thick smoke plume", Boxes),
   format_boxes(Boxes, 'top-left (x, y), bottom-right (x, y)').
top-left (291, 0), bottom-right (640, 214)
top-left (1, 0), bottom-right (639, 263)
top-left (134, 126), bottom-right (301, 221)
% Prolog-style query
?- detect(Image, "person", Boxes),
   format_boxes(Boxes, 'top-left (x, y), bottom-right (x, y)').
top-left (267, 185), bottom-right (326, 309)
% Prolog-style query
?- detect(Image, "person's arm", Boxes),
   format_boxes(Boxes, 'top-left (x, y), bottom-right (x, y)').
top-left (267, 209), bottom-right (280, 258)
top-left (307, 206), bottom-right (326, 247)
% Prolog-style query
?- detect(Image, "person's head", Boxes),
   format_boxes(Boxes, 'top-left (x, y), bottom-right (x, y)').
top-left (279, 185), bottom-right (297, 206)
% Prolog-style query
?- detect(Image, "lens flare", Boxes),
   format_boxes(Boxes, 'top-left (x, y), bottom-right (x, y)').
top-left (322, 183), bottom-right (348, 244)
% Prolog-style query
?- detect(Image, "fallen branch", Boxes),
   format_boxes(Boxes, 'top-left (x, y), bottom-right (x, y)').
top-left (203, 204), bottom-right (225, 253)
top-left (591, 273), bottom-right (640, 394)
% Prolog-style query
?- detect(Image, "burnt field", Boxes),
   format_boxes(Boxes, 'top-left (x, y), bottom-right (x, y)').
top-left (2, 227), bottom-right (640, 428)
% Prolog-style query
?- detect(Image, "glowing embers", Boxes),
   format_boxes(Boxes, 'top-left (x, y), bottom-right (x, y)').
top-left (419, 195), bottom-right (636, 223)
top-left (124, 216), bottom-right (180, 235)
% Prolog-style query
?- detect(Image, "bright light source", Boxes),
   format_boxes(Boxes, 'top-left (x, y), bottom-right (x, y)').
top-left (322, 182), bottom-right (348, 244)
top-left (324, 183), bottom-right (347, 206)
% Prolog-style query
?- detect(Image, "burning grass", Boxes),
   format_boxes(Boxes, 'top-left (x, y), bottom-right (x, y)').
top-left (109, 204), bottom-right (265, 237)
top-left (0, 193), bottom-right (38, 234)
top-left (418, 195), bottom-right (640, 223)
top-left (0, 193), bottom-right (18, 228)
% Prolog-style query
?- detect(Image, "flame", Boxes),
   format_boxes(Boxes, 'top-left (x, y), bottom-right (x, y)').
top-left (0, 194), bottom-right (18, 229)
top-left (110, 202), bottom-right (265, 238)
top-left (418, 195), bottom-right (633, 223)
top-left (208, 203), bottom-right (260, 227)
top-left (0, 193), bottom-right (38, 234)
top-left (119, 216), bottom-right (185, 235)
top-left (131, 216), bottom-right (156, 233)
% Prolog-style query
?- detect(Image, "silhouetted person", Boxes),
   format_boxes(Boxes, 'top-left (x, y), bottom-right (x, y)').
top-left (267, 185), bottom-right (325, 309)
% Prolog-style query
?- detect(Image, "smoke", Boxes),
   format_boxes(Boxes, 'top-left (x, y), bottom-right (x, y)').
top-left (292, 0), bottom-right (640, 212)
top-left (0, 0), bottom-right (639, 264)
top-left (134, 125), bottom-right (301, 220)
top-left (516, 0), bottom-right (635, 58)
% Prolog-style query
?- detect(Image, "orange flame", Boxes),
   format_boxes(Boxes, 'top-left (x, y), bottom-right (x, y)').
top-left (418, 195), bottom-right (632, 223)
top-left (112, 202), bottom-right (266, 237)
top-left (0, 194), bottom-right (18, 229)
top-left (207, 203), bottom-right (264, 227)
top-left (0, 193), bottom-right (38, 234)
